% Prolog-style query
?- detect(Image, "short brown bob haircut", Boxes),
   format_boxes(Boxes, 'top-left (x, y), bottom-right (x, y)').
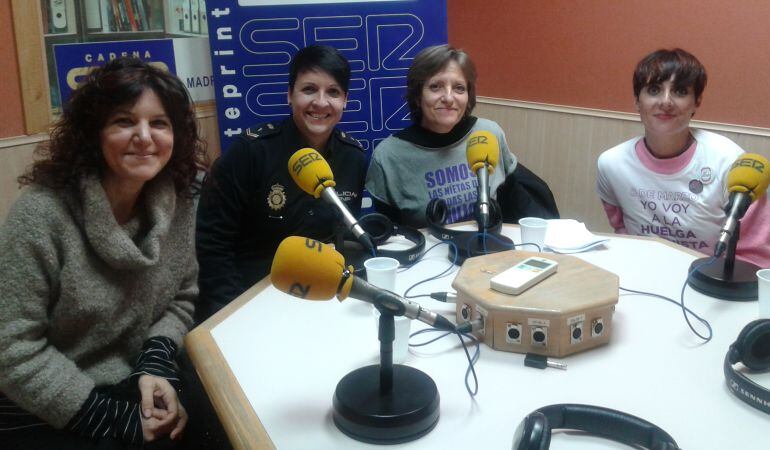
top-left (405, 44), bottom-right (477, 126)
top-left (633, 48), bottom-right (707, 103)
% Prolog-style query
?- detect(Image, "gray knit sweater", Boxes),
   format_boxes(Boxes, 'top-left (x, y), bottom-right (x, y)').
top-left (0, 173), bottom-right (197, 428)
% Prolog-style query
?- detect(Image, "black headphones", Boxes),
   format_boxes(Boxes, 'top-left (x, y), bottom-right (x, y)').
top-left (724, 319), bottom-right (770, 414)
top-left (337, 213), bottom-right (425, 267)
top-left (425, 198), bottom-right (512, 264)
top-left (425, 197), bottom-right (504, 241)
top-left (513, 404), bottom-right (679, 450)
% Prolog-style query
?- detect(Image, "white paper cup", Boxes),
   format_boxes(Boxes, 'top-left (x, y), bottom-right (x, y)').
top-left (757, 269), bottom-right (770, 318)
top-left (519, 217), bottom-right (549, 252)
top-left (364, 256), bottom-right (399, 291)
top-left (373, 308), bottom-right (412, 364)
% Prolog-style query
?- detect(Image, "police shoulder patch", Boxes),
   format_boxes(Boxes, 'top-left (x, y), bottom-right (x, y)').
top-left (243, 122), bottom-right (281, 140)
top-left (336, 130), bottom-right (364, 152)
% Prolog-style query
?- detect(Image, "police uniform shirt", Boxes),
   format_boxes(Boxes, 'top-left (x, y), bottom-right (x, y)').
top-left (196, 118), bottom-right (367, 319)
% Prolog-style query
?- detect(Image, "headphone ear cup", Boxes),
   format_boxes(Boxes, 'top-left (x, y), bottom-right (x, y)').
top-left (426, 198), bottom-right (448, 227)
top-left (513, 412), bottom-right (550, 450)
top-left (734, 319), bottom-right (770, 371)
top-left (358, 213), bottom-right (394, 246)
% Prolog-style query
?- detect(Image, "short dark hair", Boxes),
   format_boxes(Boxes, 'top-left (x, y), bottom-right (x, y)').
top-left (405, 44), bottom-right (477, 125)
top-left (20, 57), bottom-right (207, 195)
top-left (633, 48), bottom-right (707, 102)
top-left (288, 45), bottom-right (351, 93)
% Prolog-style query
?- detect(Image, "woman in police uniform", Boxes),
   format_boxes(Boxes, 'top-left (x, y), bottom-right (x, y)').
top-left (196, 45), bottom-right (367, 321)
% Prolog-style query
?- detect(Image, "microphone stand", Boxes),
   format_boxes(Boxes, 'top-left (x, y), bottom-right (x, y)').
top-left (449, 225), bottom-right (512, 265)
top-left (687, 221), bottom-right (760, 301)
top-left (378, 310), bottom-right (394, 393)
top-left (448, 196), bottom-right (513, 265)
top-left (332, 305), bottom-right (440, 444)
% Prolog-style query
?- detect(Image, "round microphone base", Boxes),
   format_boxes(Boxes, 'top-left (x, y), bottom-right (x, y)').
top-left (332, 364), bottom-right (439, 444)
top-left (687, 256), bottom-right (759, 301)
top-left (449, 232), bottom-right (514, 265)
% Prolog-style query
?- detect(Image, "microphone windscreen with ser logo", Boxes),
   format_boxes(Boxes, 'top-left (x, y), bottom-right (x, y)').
top-left (288, 148), bottom-right (336, 198)
top-left (270, 236), bottom-right (353, 300)
top-left (466, 130), bottom-right (500, 174)
top-left (727, 153), bottom-right (770, 201)
top-left (271, 237), bottom-right (457, 332)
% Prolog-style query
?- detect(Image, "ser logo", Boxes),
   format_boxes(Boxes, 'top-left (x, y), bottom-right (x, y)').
top-left (291, 151), bottom-right (322, 176)
top-left (66, 60), bottom-right (169, 89)
top-left (731, 158), bottom-right (765, 173)
top-left (467, 135), bottom-right (488, 147)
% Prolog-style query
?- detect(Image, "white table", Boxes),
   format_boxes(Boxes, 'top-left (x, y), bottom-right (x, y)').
top-left (186, 226), bottom-right (770, 449)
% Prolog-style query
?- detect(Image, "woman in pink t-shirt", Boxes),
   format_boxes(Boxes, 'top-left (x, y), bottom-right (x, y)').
top-left (596, 48), bottom-right (769, 268)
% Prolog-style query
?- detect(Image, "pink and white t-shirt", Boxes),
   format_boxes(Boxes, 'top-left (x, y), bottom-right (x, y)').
top-left (596, 128), bottom-right (770, 268)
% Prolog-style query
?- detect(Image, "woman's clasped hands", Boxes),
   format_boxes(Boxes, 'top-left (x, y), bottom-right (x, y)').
top-left (138, 374), bottom-right (188, 442)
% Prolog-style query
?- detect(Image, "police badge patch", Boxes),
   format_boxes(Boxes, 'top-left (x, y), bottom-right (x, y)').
top-left (267, 184), bottom-right (287, 211)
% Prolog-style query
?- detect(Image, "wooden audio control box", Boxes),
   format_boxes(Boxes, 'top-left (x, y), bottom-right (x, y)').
top-left (452, 250), bottom-right (619, 358)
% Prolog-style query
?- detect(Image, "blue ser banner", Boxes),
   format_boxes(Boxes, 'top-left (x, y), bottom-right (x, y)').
top-left (53, 38), bottom-right (215, 107)
top-left (54, 40), bottom-right (177, 107)
top-left (205, 0), bottom-right (448, 154)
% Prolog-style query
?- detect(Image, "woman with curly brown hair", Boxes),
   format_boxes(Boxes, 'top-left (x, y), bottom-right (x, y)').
top-left (0, 57), bottom-right (219, 449)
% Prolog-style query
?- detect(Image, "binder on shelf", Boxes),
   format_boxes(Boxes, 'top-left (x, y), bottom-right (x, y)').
top-left (191, 0), bottom-right (200, 34)
top-left (199, 0), bottom-right (207, 34)
top-left (98, 0), bottom-right (114, 32)
top-left (50, 0), bottom-right (69, 33)
top-left (181, 0), bottom-right (192, 33)
top-left (85, 0), bottom-right (103, 31)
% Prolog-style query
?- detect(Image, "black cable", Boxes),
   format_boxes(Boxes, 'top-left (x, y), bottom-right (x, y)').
top-left (681, 256), bottom-right (717, 341)
top-left (399, 240), bottom-right (457, 270)
top-left (456, 331), bottom-right (481, 396)
top-left (402, 241), bottom-right (459, 300)
top-left (409, 327), bottom-right (480, 396)
top-left (619, 256), bottom-right (716, 342)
